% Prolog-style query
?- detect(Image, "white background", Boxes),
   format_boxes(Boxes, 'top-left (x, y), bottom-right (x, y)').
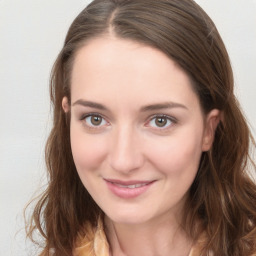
top-left (0, 1), bottom-right (255, 255)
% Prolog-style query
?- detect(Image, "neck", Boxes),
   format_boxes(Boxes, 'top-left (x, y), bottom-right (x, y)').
top-left (104, 213), bottom-right (193, 256)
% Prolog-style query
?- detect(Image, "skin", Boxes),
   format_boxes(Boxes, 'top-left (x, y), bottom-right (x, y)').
top-left (62, 36), bottom-right (220, 256)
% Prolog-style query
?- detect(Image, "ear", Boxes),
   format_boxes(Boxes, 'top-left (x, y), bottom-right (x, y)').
top-left (62, 97), bottom-right (70, 113)
top-left (202, 109), bottom-right (221, 152)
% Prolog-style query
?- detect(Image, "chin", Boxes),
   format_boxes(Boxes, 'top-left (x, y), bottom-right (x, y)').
top-left (104, 208), bottom-right (155, 225)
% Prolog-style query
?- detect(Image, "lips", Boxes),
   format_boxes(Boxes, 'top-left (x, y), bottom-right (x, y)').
top-left (104, 179), bottom-right (155, 198)
top-left (114, 182), bottom-right (150, 189)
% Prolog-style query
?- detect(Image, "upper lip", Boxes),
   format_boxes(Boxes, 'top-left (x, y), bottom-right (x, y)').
top-left (104, 179), bottom-right (155, 185)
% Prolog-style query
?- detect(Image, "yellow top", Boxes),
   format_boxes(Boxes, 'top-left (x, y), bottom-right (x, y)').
top-left (73, 218), bottom-right (208, 256)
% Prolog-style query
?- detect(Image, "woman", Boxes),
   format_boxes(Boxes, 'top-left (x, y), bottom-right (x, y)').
top-left (26, 0), bottom-right (256, 255)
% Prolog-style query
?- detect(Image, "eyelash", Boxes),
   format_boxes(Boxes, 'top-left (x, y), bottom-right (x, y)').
top-left (146, 114), bottom-right (177, 130)
top-left (79, 113), bottom-right (177, 131)
top-left (79, 112), bottom-right (110, 130)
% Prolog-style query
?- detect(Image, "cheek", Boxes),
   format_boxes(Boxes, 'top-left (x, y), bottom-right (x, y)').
top-left (147, 129), bottom-right (203, 178)
top-left (70, 124), bottom-right (107, 173)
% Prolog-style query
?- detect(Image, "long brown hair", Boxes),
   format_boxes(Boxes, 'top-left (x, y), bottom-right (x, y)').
top-left (25, 0), bottom-right (256, 255)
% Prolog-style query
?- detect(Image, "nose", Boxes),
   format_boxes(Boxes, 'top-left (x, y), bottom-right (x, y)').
top-left (108, 125), bottom-right (144, 174)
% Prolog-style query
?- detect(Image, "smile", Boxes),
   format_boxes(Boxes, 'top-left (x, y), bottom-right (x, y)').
top-left (104, 179), bottom-right (155, 199)
top-left (112, 182), bottom-right (150, 189)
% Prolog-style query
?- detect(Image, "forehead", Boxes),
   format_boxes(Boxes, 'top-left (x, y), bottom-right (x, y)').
top-left (70, 36), bottom-right (200, 111)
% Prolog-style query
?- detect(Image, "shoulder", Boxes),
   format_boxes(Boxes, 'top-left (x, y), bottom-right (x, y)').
top-left (189, 232), bottom-right (256, 256)
top-left (73, 218), bottom-right (110, 256)
top-left (189, 233), bottom-right (212, 256)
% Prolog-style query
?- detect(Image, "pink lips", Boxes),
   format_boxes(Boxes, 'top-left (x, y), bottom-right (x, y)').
top-left (104, 179), bottom-right (155, 199)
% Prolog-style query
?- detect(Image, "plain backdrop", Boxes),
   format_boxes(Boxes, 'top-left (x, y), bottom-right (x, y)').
top-left (0, 0), bottom-right (255, 255)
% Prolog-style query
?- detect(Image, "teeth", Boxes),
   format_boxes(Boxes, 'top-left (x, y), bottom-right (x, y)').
top-left (115, 183), bottom-right (148, 189)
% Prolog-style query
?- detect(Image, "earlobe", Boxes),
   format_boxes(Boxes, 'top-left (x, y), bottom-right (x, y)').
top-left (62, 97), bottom-right (70, 113)
top-left (202, 109), bottom-right (221, 152)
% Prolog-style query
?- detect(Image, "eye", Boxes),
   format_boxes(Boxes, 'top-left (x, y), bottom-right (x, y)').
top-left (147, 115), bottom-right (175, 129)
top-left (83, 114), bottom-right (108, 127)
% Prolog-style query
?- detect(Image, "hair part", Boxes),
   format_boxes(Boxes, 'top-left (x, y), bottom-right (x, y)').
top-left (25, 1), bottom-right (256, 255)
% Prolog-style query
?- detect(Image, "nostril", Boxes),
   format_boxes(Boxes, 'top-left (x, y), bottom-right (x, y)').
top-left (108, 145), bottom-right (144, 173)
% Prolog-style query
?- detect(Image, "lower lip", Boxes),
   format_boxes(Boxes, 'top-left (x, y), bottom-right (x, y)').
top-left (105, 181), bottom-right (154, 199)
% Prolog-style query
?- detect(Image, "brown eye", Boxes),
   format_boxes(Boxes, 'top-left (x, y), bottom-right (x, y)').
top-left (148, 115), bottom-right (173, 129)
top-left (84, 114), bottom-right (107, 127)
top-left (155, 117), bottom-right (168, 127)
top-left (91, 115), bottom-right (102, 126)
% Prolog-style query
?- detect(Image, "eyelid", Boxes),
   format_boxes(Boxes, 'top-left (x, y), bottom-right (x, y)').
top-left (79, 112), bottom-right (177, 131)
top-left (80, 112), bottom-right (110, 129)
top-left (146, 114), bottom-right (177, 129)
top-left (79, 112), bottom-right (105, 120)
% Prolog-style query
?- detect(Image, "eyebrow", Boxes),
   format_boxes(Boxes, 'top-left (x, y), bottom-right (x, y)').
top-left (72, 99), bottom-right (107, 110)
top-left (140, 102), bottom-right (188, 112)
top-left (72, 99), bottom-right (188, 112)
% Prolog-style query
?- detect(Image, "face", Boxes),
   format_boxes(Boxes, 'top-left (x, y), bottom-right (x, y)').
top-left (63, 36), bottom-right (219, 225)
